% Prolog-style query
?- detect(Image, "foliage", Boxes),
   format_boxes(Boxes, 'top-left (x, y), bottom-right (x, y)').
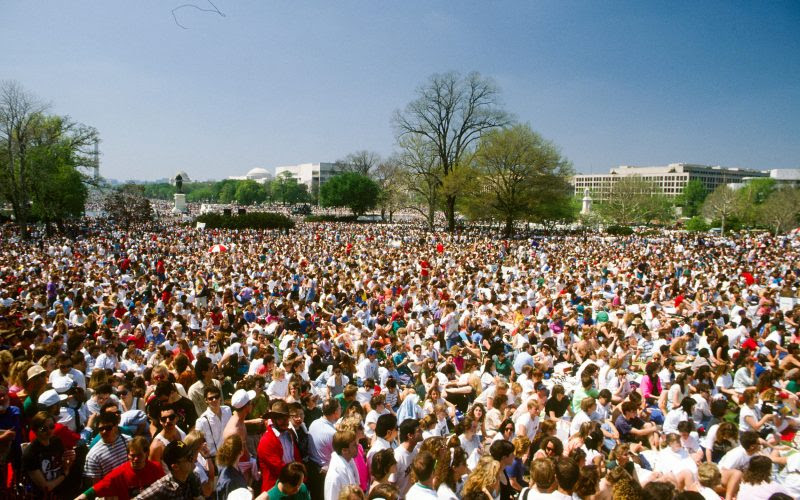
top-left (103, 184), bottom-right (154, 228)
top-left (606, 225), bottom-right (634, 236)
top-left (701, 185), bottom-right (741, 234)
top-left (684, 216), bottom-right (709, 232)
top-left (303, 214), bottom-right (360, 223)
top-left (270, 171), bottom-right (309, 205)
top-left (461, 124), bottom-right (575, 235)
top-left (372, 156), bottom-right (409, 222)
top-left (393, 71), bottom-right (511, 231)
top-left (195, 212), bottom-right (294, 230)
top-left (757, 188), bottom-right (800, 235)
top-left (335, 150), bottom-right (380, 177)
top-left (234, 180), bottom-right (267, 205)
top-left (596, 176), bottom-right (673, 225)
top-left (676, 179), bottom-right (707, 217)
top-left (319, 172), bottom-right (379, 216)
top-left (736, 178), bottom-right (776, 226)
top-left (0, 81), bottom-right (98, 236)
top-left (395, 135), bottom-right (441, 229)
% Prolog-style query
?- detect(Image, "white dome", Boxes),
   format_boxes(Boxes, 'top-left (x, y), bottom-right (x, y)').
top-left (246, 167), bottom-right (269, 177)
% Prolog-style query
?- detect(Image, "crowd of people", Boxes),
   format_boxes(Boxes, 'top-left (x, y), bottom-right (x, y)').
top-left (1, 213), bottom-right (800, 500)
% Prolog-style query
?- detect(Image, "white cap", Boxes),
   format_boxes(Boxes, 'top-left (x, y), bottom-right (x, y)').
top-left (38, 389), bottom-right (67, 407)
top-left (227, 488), bottom-right (253, 500)
top-left (231, 389), bottom-right (256, 409)
top-left (52, 375), bottom-right (76, 394)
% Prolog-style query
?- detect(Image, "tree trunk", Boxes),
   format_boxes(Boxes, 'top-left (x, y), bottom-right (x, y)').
top-left (721, 215), bottom-right (725, 235)
top-left (504, 217), bottom-right (514, 237)
top-left (446, 196), bottom-right (456, 232)
top-left (427, 203), bottom-right (435, 230)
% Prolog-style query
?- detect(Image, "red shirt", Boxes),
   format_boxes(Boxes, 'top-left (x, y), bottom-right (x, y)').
top-left (92, 460), bottom-right (165, 500)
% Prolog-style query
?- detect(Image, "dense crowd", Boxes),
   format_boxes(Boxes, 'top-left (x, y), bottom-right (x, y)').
top-left (1, 215), bottom-right (800, 500)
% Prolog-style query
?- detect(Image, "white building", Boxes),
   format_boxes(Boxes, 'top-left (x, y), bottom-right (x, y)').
top-left (274, 162), bottom-right (339, 196)
top-left (228, 167), bottom-right (273, 184)
top-left (572, 163), bottom-right (769, 201)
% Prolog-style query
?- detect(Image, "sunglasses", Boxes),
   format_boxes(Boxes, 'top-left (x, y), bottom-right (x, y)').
top-left (60, 364), bottom-right (72, 370)
top-left (98, 425), bottom-right (115, 433)
top-left (117, 390), bottom-right (129, 396)
top-left (160, 414), bottom-right (178, 423)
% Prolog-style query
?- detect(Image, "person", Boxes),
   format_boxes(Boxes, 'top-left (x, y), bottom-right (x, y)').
top-left (394, 418), bottom-right (421, 497)
top-left (736, 455), bottom-right (789, 500)
top-left (214, 434), bottom-right (248, 499)
top-left (150, 407), bottom-right (187, 465)
top-left (258, 399), bottom-right (301, 491)
top-left (132, 440), bottom-right (203, 499)
top-left (266, 461), bottom-right (311, 500)
top-left (76, 436), bottom-right (165, 500)
top-left (21, 411), bottom-right (75, 498)
top-left (433, 445), bottom-right (468, 500)
top-left (366, 413), bottom-right (397, 465)
top-left (194, 385), bottom-right (231, 458)
top-left (308, 399), bottom-right (341, 498)
top-left (489, 439), bottom-right (516, 500)
top-left (324, 429), bottom-right (360, 500)
top-left (223, 388), bottom-right (262, 483)
top-left (461, 455), bottom-right (500, 499)
top-left (718, 430), bottom-right (761, 500)
top-left (337, 415), bottom-right (371, 492)
top-left (187, 356), bottom-right (222, 416)
top-left (404, 450), bottom-right (437, 499)
top-left (0, 384), bottom-right (22, 491)
top-left (369, 448), bottom-right (397, 488)
top-left (84, 410), bottom-right (132, 484)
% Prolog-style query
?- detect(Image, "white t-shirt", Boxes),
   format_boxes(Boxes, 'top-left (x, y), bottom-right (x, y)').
top-left (515, 412), bottom-right (540, 441)
top-left (718, 446), bottom-right (751, 471)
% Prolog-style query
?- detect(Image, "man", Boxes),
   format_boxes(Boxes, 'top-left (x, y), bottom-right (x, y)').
top-left (146, 381), bottom-right (198, 434)
top-left (513, 343), bottom-right (534, 375)
top-left (22, 364), bottom-right (48, 419)
top-left (718, 430), bottom-right (760, 500)
top-left (307, 399), bottom-right (341, 499)
top-left (266, 461), bottom-right (311, 500)
top-left (551, 456), bottom-right (580, 499)
top-left (49, 353), bottom-right (87, 390)
top-left (84, 411), bottom-right (132, 484)
top-left (0, 385), bottom-right (22, 491)
top-left (323, 430), bottom-right (359, 500)
top-left (223, 388), bottom-right (262, 482)
top-left (405, 451), bottom-right (437, 499)
top-left (614, 400), bottom-right (658, 449)
top-left (77, 436), bottom-right (164, 500)
top-left (133, 440), bottom-right (203, 499)
top-left (357, 348), bottom-right (380, 383)
top-left (194, 386), bottom-right (231, 458)
top-left (394, 418), bottom-right (422, 497)
top-left (258, 400), bottom-right (301, 492)
top-left (366, 413), bottom-right (397, 465)
top-left (187, 356), bottom-right (221, 416)
top-left (515, 397), bottom-right (541, 441)
top-left (150, 407), bottom-right (186, 463)
top-left (334, 384), bottom-right (358, 414)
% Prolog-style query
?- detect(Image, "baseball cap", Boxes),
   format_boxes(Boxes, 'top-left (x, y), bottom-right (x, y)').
top-left (162, 440), bottom-right (192, 467)
top-left (52, 375), bottom-right (76, 394)
top-left (38, 389), bottom-right (67, 407)
top-left (231, 389), bottom-right (256, 409)
top-left (366, 348), bottom-right (378, 356)
top-left (26, 365), bottom-right (46, 382)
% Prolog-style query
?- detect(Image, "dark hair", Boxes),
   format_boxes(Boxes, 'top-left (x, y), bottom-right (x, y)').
top-left (376, 414), bottom-right (398, 439)
top-left (742, 455), bottom-right (773, 485)
top-left (371, 448), bottom-right (397, 481)
top-left (194, 356), bottom-right (212, 379)
top-left (322, 398), bottom-right (340, 416)
top-left (740, 430), bottom-right (759, 450)
top-left (489, 439), bottom-right (515, 461)
top-left (204, 385), bottom-right (221, 399)
top-left (154, 380), bottom-right (175, 397)
top-left (554, 457), bottom-right (580, 491)
top-left (540, 435), bottom-right (564, 456)
top-left (411, 451), bottom-right (436, 483)
top-left (278, 462), bottom-right (306, 487)
top-left (642, 480), bottom-right (676, 500)
top-left (97, 410), bottom-right (120, 426)
top-left (367, 483), bottom-right (399, 500)
top-left (398, 418), bottom-right (420, 442)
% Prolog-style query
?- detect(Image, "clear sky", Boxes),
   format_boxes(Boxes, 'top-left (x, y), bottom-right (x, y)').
top-left (3, 1), bottom-right (799, 180)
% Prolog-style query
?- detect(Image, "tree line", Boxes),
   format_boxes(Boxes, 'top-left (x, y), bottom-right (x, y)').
top-left (138, 172), bottom-right (311, 206)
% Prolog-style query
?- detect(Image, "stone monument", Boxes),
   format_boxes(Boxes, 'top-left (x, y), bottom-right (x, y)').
top-left (172, 174), bottom-right (188, 214)
top-left (581, 188), bottom-right (593, 215)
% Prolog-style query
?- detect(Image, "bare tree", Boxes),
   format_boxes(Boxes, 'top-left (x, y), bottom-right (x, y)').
top-left (395, 135), bottom-right (441, 229)
top-left (335, 150), bottom-right (380, 177)
top-left (372, 156), bottom-right (408, 222)
top-left (702, 185), bottom-right (741, 234)
top-left (393, 71), bottom-right (511, 231)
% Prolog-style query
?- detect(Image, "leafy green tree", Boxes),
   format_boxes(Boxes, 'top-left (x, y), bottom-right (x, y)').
top-left (597, 176), bottom-right (673, 225)
top-left (186, 185), bottom-right (216, 202)
top-left (393, 71), bottom-right (511, 231)
top-left (269, 171), bottom-right (309, 205)
top-left (217, 181), bottom-right (238, 203)
top-left (461, 124), bottom-right (574, 235)
top-left (676, 179), bottom-right (707, 217)
top-left (701, 185), bottom-right (741, 234)
top-left (757, 188), bottom-right (800, 235)
top-left (320, 172), bottom-right (379, 216)
top-left (0, 81), bottom-right (97, 237)
top-left (684, 216), bottom-right (709, 232)
top-left (737, 178), bottom-right (777, 225)
top-left (234, 180), bottom-right (266, 205)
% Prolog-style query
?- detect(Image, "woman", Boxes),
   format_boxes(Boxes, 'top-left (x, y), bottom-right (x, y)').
top-left (708, 421), bottom-right (738, 464)
top-left (458, 415), bottom-right (483, 466)
top-left (433, 445), bottom-right (468, 500)
top-left (185, 429), bottom-right (215, 498)
top-left (461, 456), bottom-right (500, 499)
top-left (737, 455), bottom-right (790, 499)
top-left (215, 434), bottom-right (248, 499)
top-left (667, 371), bottom-right (691, 412)
top-left (267, 366), bottom-right (289, 399)
top-left (467, 403), bottom-right (488, 439)
top-left (739, 387), bottom-right (775, 437)
top-left (338, 416), bottom-right (370, 492)
top-left (116, 381), bottom-right (145, 412)
top-left (22, 411), bottom-right (75, 498)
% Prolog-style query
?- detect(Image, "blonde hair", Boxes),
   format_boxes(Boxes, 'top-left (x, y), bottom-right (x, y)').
top-left (462, 456), bottom-right (500, 496)
top-left (336, 415), bottom-right (364, 434)
top-left (183, 429), bottom-right (206, 455)
top-left (337, 484), bottom-right (365, 500)
top-left (216, 434), bottom-right (244, 467)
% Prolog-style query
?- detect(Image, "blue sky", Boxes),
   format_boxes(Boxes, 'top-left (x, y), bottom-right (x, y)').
top-left (3, 1), bottom-right (798, 180)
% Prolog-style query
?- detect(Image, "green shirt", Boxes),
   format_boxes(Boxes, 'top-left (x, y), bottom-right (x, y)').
top-left (494, 358), bottom-right (512, 378)
top-left (595, 310), bottom-right (609, 323)
top-left (267, 482), bottom-right (311, 500)
top-left (334, 393), bottom-right (353, 413)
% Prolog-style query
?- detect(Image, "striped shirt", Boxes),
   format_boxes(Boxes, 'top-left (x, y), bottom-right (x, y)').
top-left (84, 432), bottom-right (131, 479)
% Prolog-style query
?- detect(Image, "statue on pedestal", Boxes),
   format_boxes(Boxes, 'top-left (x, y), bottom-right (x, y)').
top-left (175, 174), bottom-right (183, 194)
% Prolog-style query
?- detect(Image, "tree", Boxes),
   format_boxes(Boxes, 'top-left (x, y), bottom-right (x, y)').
top-left (758, 188), bottom-right (800, 235)
top-left (0, 81), bottom-right (98, 236)
top-left (701, 185), bottom-right (741, 234)
top-left (336, 150), bottom-right (380, 177)
top-left (737, 178), bottom-right (776, 226)
top-left (319, 172), bottom-right (379, 216)
top-left (684, 216), bottom-right (709, 232)
top-left (393, 71), bottom-right (511, 231)
top-left (395, 135), bottom-right (441, 229)
top-left (234, 180), bottom-right (266, 205)
top-left (676, 179), bottom-right (707, 217)
top-left (462, 124), bottom-right (574, 235)
top-left (103, 184), bottom-right (154, 228)
top-left (373, 156), bottom-right (408, 222)
top-left (597, 176), bottom-right (673, 226)
top-left (269, 172), bottom-right (309, 205)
